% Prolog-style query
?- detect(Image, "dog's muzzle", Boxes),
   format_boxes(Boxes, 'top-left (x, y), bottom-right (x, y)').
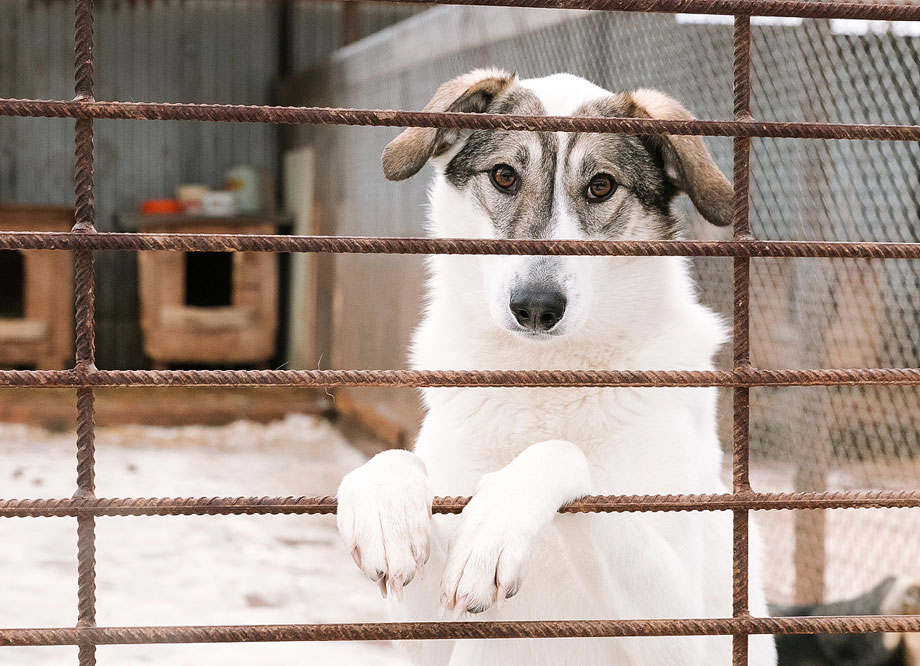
top-left (509, 286), bottom-right (567, 332)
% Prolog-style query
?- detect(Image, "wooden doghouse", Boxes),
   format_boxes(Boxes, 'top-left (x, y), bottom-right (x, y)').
top-left (0, 205), bottom-right (74, 370)
top-left (137, 215), bottom-right (279, 367)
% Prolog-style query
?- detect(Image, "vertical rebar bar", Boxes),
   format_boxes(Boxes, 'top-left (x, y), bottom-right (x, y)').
top-left (73, 0), bottom-right (97, 664)
top-left (732, 13), bottom-right (752, 666)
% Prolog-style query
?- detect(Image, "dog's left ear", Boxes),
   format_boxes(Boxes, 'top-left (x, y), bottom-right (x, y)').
top-left (626, 89), bottom-right (733, 227)
top-left (382, 68), bottom-right (516, 181)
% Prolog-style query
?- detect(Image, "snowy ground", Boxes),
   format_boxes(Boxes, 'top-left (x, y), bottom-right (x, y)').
top-left (2, 416), bottom-right (918, 665)
top-left (1, 416), bottom-right (411, 666)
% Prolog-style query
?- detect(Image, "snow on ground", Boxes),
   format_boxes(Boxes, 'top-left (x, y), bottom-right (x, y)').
top-left (2, 416), bottom-right (918, 664)
top-left (0, 416), bottom-right (411, 666)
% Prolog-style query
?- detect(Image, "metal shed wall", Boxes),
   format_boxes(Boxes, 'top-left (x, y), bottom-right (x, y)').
top-left (0, 0), bottom-right (421, 368)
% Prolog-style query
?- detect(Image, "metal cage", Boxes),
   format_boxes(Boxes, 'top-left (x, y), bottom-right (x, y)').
top-left (1, 0), bottom-right (920, 664)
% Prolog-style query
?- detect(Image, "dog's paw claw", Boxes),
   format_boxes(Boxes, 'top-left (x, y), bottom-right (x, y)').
top-left (452, 595), bottom-right (471, 618)
top-left (495, 583), bottom-right (509, 610)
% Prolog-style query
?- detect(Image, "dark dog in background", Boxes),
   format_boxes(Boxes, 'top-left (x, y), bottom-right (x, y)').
top-left (773, 577), bottom-right (919, 666)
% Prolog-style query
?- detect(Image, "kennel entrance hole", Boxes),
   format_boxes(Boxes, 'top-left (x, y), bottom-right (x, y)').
top-left (185, 252), bottom-right (234, 307)
top-left (0, 250), bottom-right (26, 318)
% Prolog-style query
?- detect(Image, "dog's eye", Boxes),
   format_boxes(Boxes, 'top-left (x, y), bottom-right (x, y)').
top-left (489, 164), bottom-right (519, 193)
top-left (586, 174), bottom-right (616, 202)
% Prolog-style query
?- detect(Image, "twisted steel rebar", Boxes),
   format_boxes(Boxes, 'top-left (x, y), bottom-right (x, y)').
top-left (72, 0), bottom-right (98, 663)
top-left (1, 98), bottom-right (919, 140)
top-left (0, 232), bottom-right (920, 258)
top-left (731, 16), bottom-right (753, 664)
top-left (3, 615), bottom-right (920, 647)
top-left (1, 367), bottom-right (919, 388)
top-left (3, 490), bottom-right (920, 518)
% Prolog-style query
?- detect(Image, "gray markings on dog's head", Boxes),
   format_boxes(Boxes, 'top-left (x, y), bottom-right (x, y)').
top-left (443, 86), bottom-right (685, 241)
top-left (384, 71), bottom-right (732, 240)
top-left (614, 89), bottom-right (734, 227)
top-left (381, 68), bottom-right (516, 181)
top-left (444, 84), bottom-right (558, 239)
top-left (563, 95), bottom-right (679, 239)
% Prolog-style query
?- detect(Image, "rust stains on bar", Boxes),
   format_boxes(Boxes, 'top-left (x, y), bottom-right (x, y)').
top-left (2, 490), bottom-right (920, 518)
top-left (0, 367), bottom-right (919, 388)
top-left (3, 615), bottom-right (920, 647)
top-left (1, 232), bottom-right (920, 258)
top-left (0, 98), bottom-right (918, 140)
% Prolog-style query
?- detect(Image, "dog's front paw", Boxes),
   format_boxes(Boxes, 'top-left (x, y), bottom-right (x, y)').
top-left (440, 470), bottom-right (542, 616)
top-left (336, 449), bottom-right (433, 600)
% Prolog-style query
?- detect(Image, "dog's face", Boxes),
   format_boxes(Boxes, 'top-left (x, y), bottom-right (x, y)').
top-left (382, 70), bottom-right (732, 340)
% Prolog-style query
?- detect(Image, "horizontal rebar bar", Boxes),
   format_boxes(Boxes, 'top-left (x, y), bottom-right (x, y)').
top-left (2, 0), bottom-right (916, 21)
top-left (2, 490), bottom-right (920, 518)
top-left (3, 615), bottom-right (920, 647)
top-left (0, 368), bottom-right (918, 388)
top-left (13, 0), bottom-right (915, 21)
top-left (0, 99), bottom-right (918, 141)
top-left (1, 232), bottom-right (919, 259)
top-left (0, 368), bottom-right (920, 388)
top-left (341, 0), bottom-right (920, 21)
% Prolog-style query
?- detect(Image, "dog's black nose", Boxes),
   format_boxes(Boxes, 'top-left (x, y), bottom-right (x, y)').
top-left (509, 287), bottom-right (567, 332)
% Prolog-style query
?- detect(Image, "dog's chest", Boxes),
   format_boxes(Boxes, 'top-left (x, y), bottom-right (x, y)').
top-left (418, 385), bottom-right (677, 490)
top-left (443, 385), bottom-right (622, 437)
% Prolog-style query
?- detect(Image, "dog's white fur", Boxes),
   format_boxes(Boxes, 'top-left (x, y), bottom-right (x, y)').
top-left (337, 73), bottom-right (778, 666)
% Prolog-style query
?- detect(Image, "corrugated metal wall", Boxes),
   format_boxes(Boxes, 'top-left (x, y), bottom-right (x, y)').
top-left (0, 0), bottom-right (420, 368)
top-left (288, 1), bottom-right (427, 71)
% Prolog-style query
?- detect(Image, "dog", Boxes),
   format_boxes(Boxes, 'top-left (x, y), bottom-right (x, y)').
top-left (336, 68), bottom-right (778, 665)
top-left (772, 576), bottom-right (920, 666)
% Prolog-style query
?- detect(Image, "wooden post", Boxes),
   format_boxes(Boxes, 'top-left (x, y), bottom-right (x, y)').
top-left (342, 1), bottom-right (360, 45)
top-left (792, 17), bottom-right (835, 605)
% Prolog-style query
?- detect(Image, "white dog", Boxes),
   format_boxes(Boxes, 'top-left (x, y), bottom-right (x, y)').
top-left (336, 68), bottom-right (777, 666)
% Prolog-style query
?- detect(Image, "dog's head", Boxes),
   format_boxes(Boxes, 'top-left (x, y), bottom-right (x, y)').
top-left (383, 69), bottom-right (732, 340)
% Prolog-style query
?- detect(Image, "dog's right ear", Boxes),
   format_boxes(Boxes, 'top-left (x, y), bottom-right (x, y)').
top-left (625, 89), bottom-right (734, 227)
top-left (382, 68), bottom-right (516, 181)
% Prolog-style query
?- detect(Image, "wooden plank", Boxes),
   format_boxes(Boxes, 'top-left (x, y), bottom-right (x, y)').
top-left (0, 320), bottom-right (49, 343)
top-left (159, 306), bottom-right (256, 331)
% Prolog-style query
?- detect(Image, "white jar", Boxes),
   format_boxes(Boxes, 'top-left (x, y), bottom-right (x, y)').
top-left (200, 191), bottom-right (237, 217)
top-left (224, 165), bottom-right (263, 214)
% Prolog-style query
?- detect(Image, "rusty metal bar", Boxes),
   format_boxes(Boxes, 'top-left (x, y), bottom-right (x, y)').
top-left (3, 0), bottom-right (917, 20)
top-left (731, 14), bottom-right (753, 666)
top-left (3, 615), bottom-right (920, 647)
top-left (2, 490), bottom-right (920, 518)
top-left (72, 0), bottom-right (98, 664)
top-left (1, 232), bottom-right (920, 259)
top-left (1, 367), bottom-right (919, 388)
top-left (338, 0), bottom-right (920, 19)
top-left (0, 98), bottom-right (918, 141)
top-left (1, 0), bottom-right (917, 20)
